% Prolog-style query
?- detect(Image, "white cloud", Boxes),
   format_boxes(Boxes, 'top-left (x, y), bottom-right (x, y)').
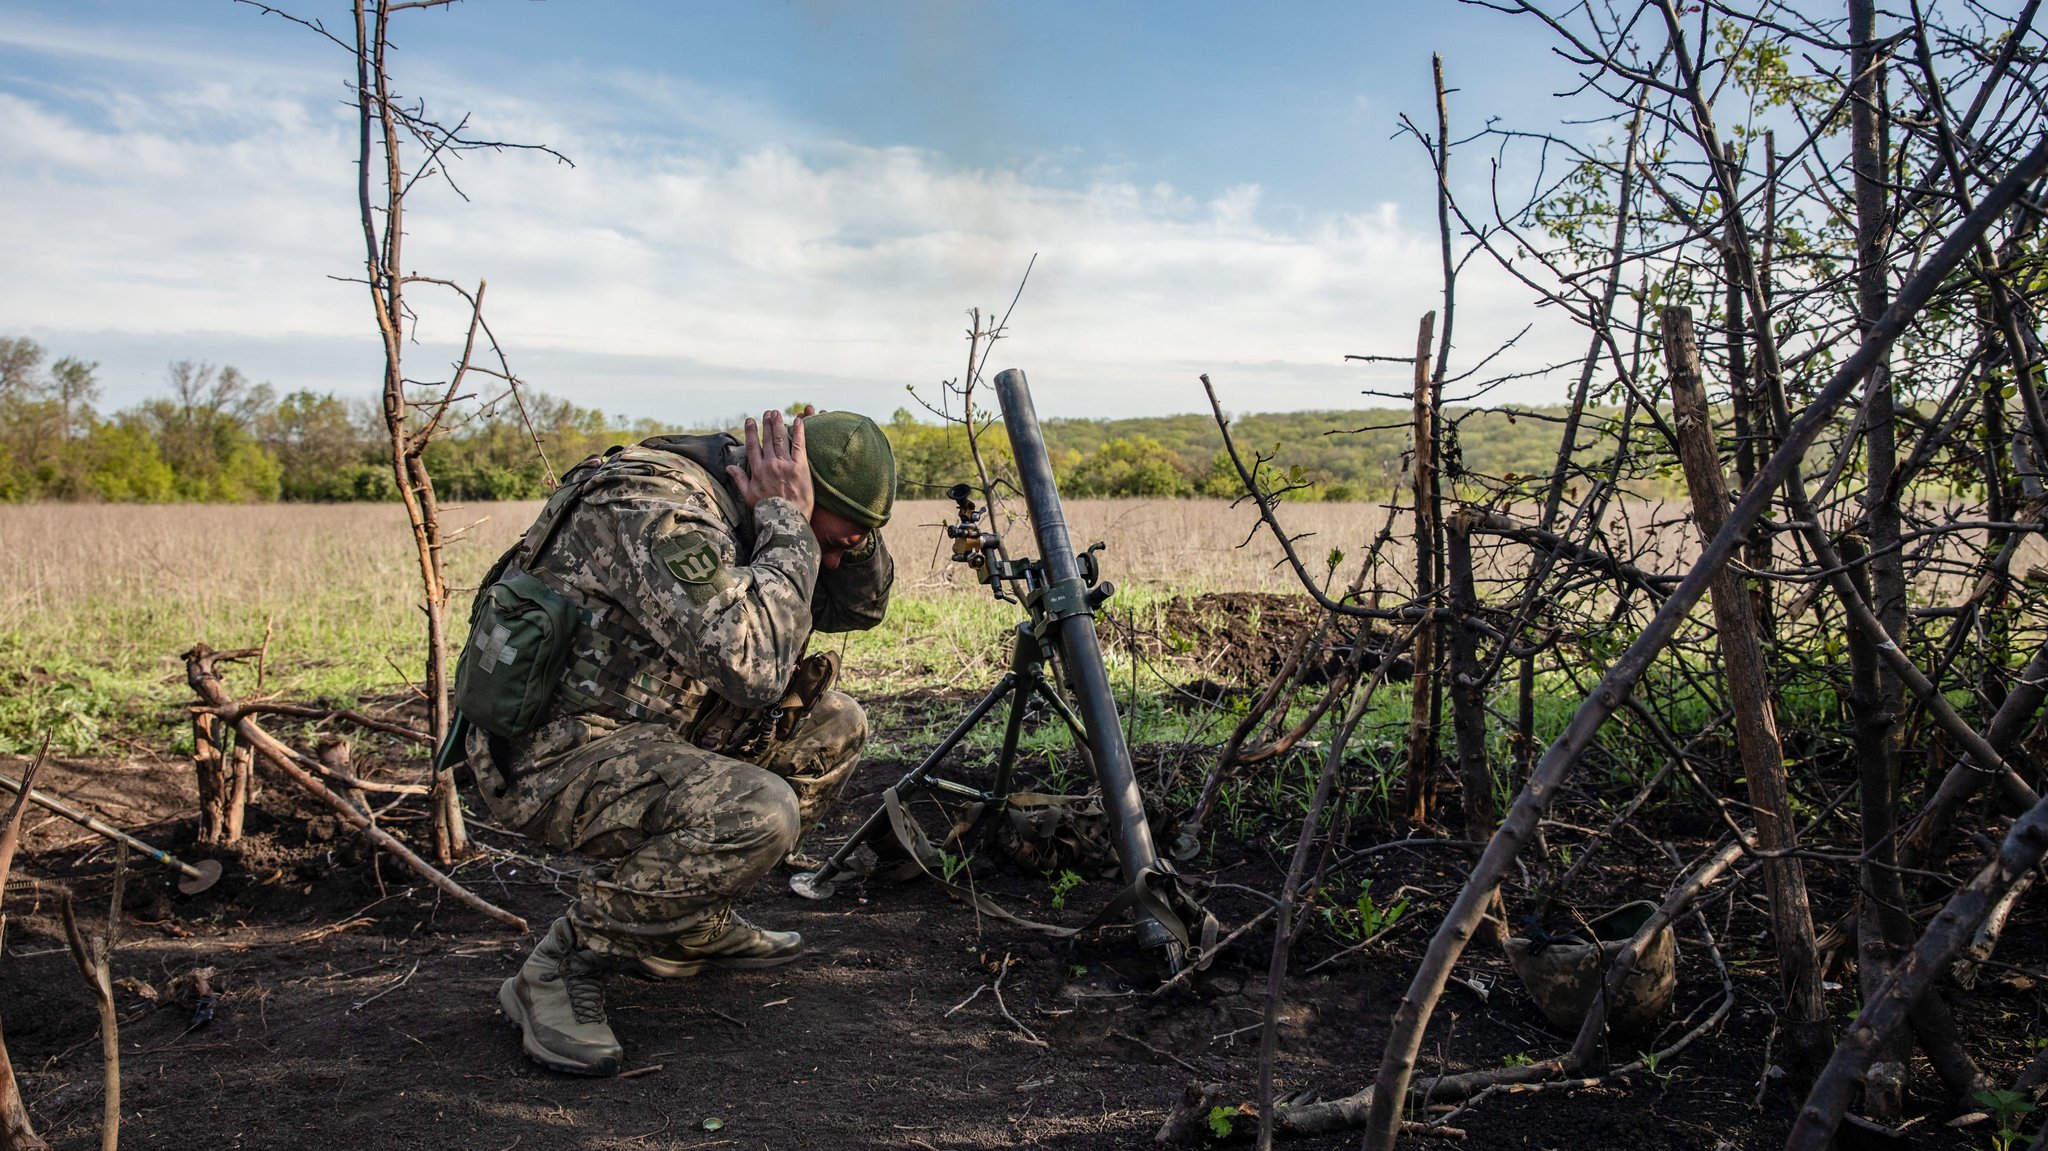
top-left (0, 34), bottom-right (1584, 422)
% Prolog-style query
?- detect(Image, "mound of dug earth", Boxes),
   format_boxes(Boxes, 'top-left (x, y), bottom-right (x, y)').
top-left (1153, 592), bottom-right (1330, 688)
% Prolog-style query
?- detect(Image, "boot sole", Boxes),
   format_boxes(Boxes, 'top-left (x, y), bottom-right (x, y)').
top-left (498, 977), bottom-right (621, 1077)
top-left (635, 951), bottom-right (804, 980)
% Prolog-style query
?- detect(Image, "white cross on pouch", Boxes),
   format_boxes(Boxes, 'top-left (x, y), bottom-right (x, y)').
top-left (474, 624), bottom-right (519, 672)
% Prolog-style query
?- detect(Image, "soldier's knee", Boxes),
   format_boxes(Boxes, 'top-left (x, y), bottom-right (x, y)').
top-left (761, 777), bottom-right (801, 853)
top-left (638, 751), bottom-right (800, 856)
top-left (722, 765), bottom-right (800, 858)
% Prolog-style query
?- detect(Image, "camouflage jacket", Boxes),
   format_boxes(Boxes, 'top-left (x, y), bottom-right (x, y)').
top-left (528, 434), bottom-right (892, 723)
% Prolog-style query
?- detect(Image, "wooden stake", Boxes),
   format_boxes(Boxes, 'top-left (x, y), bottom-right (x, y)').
top-left (1403, 311), bottom-right (1440, 827)
top-left (1663, 306), bottom-right (1831, 1070)
top-left (0, 738), bottom-right (51, 1151)
top-left (0, 737), bottom-right (47, 934)
top-left (61, 847), bottom-right (124, 1151)
top-left (1445, 513), bottom-right (1505, 949)
top-left (191, 712), bottom-right (245, 849)
top-left (0, 1015), bottom-right (47, 1151)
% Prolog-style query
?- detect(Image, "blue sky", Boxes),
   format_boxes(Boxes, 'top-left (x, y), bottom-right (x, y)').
top-left (1, 1), bottom-right (1591, 423)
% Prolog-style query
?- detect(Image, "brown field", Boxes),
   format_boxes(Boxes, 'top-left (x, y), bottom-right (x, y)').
top-left (7, 493), bottom-right (2034, 651)
top-left (0, 496), bottom-right (1399, 629)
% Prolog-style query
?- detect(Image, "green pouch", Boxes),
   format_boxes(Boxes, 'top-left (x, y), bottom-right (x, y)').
top-left (452, 569), bottom-right (579, 738)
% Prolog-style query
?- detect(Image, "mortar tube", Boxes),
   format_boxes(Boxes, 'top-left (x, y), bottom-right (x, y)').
top-left (993, 367), bottom-right (1176, 960)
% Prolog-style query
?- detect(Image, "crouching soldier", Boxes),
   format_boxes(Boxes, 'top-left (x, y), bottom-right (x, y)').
top-left (452, 407), bottom-right (894, 1075)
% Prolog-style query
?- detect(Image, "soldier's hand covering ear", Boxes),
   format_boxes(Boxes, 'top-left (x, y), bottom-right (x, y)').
top-left (728, 408), bottom-right (815, 518)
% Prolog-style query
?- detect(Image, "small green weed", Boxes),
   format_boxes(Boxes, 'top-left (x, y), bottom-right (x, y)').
top-left (1218, 781), bottom-right (1256, 839)
top-left (1320, 883), bottom-right (1409, 942)
top-left (1048, 868), bottom-right (1084, 911)
top-left (1040, 748), bottom-right (1074, 793)
top-left (1973, 1088), bottom-right (2035, 1151)
top-left (1637, 1049), bottom-right (1672, 1083)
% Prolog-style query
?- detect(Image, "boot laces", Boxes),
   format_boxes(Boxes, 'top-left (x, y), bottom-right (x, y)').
top-left (696, 907), bottom-right (739, 941)
top-left (545, 946), bottom-right (610, 1025)
top-left (715, 908), bottom-right (772, 938)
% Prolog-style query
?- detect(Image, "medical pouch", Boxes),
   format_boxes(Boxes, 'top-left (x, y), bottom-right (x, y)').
top-left (452, 568), bottom-right (580, 738)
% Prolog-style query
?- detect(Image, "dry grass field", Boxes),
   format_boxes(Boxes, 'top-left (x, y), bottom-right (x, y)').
top-left (0, 498), bottom-right (1400, 624)
top-left (6, 493), bottom-right (2033, 754)
top-left (0, 498), bottom-right (1402, 752)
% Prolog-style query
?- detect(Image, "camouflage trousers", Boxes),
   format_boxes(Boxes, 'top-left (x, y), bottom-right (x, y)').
top-left (468, 691), bottom-right (866, 960)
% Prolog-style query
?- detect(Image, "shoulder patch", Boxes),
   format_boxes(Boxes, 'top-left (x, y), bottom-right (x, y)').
top-left (654, 532), bottom-right (722, 584)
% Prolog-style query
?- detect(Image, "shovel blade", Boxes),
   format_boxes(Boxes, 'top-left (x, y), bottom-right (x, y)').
top-left (178, 858), bottom-right (224, 896)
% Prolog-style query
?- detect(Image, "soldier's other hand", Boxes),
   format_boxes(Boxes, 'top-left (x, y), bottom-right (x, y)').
top-left (729, 408), bottom-right (815, 518)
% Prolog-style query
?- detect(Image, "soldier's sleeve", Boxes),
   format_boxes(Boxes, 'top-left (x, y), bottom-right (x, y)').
top-left (812, 529), bottom-right (893, 633)
top-left (568, 491), bottom-right (821, 709)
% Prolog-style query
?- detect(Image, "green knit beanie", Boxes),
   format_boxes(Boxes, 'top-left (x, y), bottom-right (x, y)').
top-left (804, 411), bottom-right (896, 528)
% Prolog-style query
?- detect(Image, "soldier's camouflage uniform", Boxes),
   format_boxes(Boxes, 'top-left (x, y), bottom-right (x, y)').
top-left (466, 436), bottom-right (891, 961)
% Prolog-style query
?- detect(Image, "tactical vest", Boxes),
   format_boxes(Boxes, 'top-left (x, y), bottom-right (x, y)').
top-left (471, 434), bottom-right (748, 732)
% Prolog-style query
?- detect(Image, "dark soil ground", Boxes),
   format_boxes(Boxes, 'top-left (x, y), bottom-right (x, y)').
top-left (2, 613), bottom-right (2038, 1150)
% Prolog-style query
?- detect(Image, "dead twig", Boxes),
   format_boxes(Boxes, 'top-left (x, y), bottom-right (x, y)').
top-left (348, 958), bottom-right (422, 1013)
top-left (61, 844), bottom-right (126, 1151)
top-left (1111, 1028), bottom-right (1202, 1076)
top-left (0, 735), bottom-right (52, 1151)
top-left (943, 985), bottom-right (988, 1018)
top-left (990, 952), bottom-right (1045, 1047)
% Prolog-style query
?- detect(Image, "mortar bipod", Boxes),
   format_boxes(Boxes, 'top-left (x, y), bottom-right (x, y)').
top-left (789, 613), bottom-right (1087, 900)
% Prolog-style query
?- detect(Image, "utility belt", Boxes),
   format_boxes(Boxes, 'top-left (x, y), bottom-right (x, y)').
top-left (684, 649), bottom-right (839, 759)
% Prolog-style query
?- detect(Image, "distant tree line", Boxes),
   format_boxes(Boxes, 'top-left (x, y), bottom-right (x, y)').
top-left (887, 404), bottom-right (1676, 501)
top-left (0, 337), bottom-right (696, 503)
top-left (0, 335), bottom-right (1657, 504)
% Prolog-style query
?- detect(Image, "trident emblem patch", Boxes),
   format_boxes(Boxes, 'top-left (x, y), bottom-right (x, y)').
top-left (655, 532), bottom-right (721, 584)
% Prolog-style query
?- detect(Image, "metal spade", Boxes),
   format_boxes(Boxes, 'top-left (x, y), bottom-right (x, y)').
top-left (0, 769), bottom-right (224, 894)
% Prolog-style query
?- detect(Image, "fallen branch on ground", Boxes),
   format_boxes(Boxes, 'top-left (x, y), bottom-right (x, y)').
top-left (182, 644), bottom-right (526, 932)
top-left (196, 701), bottom-right (432, 746)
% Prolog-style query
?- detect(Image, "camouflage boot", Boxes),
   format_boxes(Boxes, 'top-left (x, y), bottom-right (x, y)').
top-left (499, 918), bottom-right (624, 1076)
top-left (636, 909), bottom-right (804, 979)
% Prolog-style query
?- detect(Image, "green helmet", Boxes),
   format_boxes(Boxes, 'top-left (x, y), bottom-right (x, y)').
top-left (804, 411), bottom-right (895, 529)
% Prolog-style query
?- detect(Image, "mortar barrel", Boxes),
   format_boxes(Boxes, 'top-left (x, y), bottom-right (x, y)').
top-left (992, 367), bottom-right (1174, 956)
